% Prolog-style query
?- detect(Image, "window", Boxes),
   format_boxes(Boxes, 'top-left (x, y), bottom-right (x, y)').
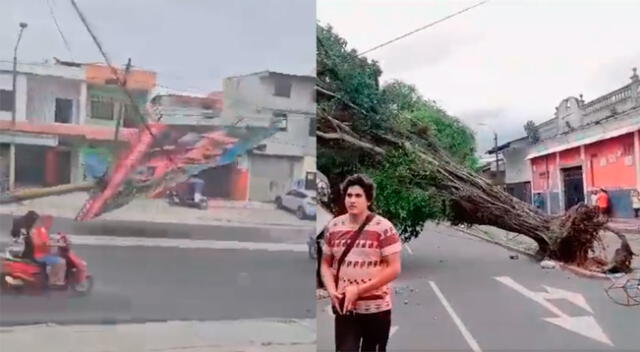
top-left (273, 112), bottom-right (288, 131)
top-left (273, 77), bottom-right (292, 98)
top-left (90, 98), bottom-right (115, 120)
top-left (308, 117), bottom-right (316, 136)
top-left (0, 89), bottom-right (14, 112)
top-left (55, 98), bottom-right (73, 123)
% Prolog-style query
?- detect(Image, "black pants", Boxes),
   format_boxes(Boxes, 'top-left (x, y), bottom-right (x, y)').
top-left (635, 208), bottom-right (639, 218)
top-left (335, 310), bottom-right (391, 352)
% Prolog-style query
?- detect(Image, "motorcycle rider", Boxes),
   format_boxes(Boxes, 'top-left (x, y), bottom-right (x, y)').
top-left (14, 213), bottom-right (67, 288)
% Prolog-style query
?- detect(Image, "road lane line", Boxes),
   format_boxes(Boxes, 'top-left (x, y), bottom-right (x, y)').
top-left (404, 243), bottom-right (413, 255)
top-left (0, 235), bottom-right (307, 252)
top-left (429, 281), bottom-right (482, 352)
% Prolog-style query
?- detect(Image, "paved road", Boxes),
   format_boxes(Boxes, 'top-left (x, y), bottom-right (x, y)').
top-left (317, 223), bottom-right (640, 351)
top-left (0, 214), bottom-right (312, 243)
top-left (0, 219), bottom-right (315, 326)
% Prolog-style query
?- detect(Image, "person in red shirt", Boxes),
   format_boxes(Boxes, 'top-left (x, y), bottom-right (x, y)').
top-left (320, 174), bottom-right (402, 352)
top-left (31, 215), bottom-right (66, 287)
top-left (596, 188), bottom-right (610, 217)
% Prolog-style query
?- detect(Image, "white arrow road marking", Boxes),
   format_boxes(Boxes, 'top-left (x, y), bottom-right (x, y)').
top-left (389, 325), bottom-right (399, 337)
top-left (429, 281), bottom-right (482, 352)
top-left (540, 285), bottom-right (594, 313)
top-left (544, 316), bottom-right (613, 346)
top-left (495, 276), bottom-right (613, 346)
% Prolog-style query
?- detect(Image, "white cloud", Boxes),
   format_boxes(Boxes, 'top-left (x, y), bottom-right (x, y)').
top-left (318, 0), bottom-right (640, 152)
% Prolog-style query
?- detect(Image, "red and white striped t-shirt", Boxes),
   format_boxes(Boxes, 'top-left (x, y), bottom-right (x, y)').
top-left (323, 213), bottom-right (402, 314)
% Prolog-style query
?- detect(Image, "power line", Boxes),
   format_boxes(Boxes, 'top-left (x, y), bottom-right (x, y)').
top-left (45, 0), bottom-right (74, 60)
top-left (359, 0), bottom-right (489, 56)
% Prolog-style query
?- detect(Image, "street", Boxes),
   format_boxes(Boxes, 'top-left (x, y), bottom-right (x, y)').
top-left (0, 217), bottom-right (316, 327)
top-left (317, 223), bottom-right (639, 351)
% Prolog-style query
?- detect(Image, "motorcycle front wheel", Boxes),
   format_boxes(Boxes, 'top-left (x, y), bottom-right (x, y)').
top-left (71, 275), bottom-right (94, 296)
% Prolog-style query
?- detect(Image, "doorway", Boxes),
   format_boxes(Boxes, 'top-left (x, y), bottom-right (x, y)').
top-left (562, 166), bottom-right (585, 210)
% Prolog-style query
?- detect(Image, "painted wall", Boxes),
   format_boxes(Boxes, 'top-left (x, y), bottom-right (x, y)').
top-left (584, 132), bottom-right (635, 190)
top-left (85, 64), bottom-right (156, 90)
top-left (25, 75), bottom-right (84, 124)
top-left (502, 143), bottom-right (532, 184)
top-left (531, 154), bottom-right (558, 192)
top-left (247, 153), bottom-right (303, 202)
top-left (0, 73), bottom-right (28, 121)
top-left (222, 73), bottom-right (316, 158)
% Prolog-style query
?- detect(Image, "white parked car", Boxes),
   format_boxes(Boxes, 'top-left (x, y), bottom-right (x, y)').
top-left (275, 188), bottom-right (317, 220)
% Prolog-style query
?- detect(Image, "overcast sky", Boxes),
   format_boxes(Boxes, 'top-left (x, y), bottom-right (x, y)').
top-left (318, 0), bottom-right (640, 154)
top-left (2, 0), bottom-right (315, 94)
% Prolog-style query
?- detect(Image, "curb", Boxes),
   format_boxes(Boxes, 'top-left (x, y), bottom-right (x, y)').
top-left (0, 212), bottom-right (314, 231)
top-left (454, 226), bottom-right (537, 258)
top-left (556, 262), bottom-right (609, 280)
top-left (456, 226), bottom-right (615, 280)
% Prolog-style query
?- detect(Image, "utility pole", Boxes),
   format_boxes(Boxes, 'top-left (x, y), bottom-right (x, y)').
top-left (11, 22), bottom-right (28, 125)
top-left (494, 131), bottom-right (500, 184)
top-left (9, 22), bottom-right (27, 192)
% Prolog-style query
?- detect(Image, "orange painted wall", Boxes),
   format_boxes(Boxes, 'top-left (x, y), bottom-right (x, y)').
top-left (85, 64), bottom-right (156, 90)
top-left (584, 133), bottom-right (635, 189)
top-left (531, 154), bottom-right (558, 192)
top-left (559, 147), bottom-right (581, 166)
top-left (231, 168), bottom-right (249, 201)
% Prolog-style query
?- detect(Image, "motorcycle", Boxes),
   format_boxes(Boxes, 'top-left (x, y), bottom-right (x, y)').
top-left (167, 179), bottom-right (208, 210)
top-left (0, 233), bottom-right (94, 295)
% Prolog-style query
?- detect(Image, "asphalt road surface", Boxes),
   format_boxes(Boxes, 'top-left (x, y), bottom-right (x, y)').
top-left (0, 217), bottom-right (316, 326)
top-left (317, 223), bottom-right (640, 351)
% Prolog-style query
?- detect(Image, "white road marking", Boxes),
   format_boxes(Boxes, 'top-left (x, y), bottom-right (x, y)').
top-left (429, 281), bottom-right (482, 352)
top-left (404, 243), bottom-right (413, 255)
top-left (540, 285), bottom-right (594, 313)
top-left (389, 325), bottom-right (399, 337)
top-left (495, 276), bottom-right (613, 346)
top-left (0, 235), bottom-right (307, 252)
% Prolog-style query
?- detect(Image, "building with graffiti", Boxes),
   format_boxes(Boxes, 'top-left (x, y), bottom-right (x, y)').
top-left (493, 68), bottom-right (640, 218)
top-left (222, 71), bottom-right (316, 202)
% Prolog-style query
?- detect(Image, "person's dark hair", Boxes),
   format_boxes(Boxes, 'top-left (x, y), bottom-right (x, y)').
top-left (10, 210), bottom-right (39, 239)
top-left (340, 174), bottom-right (376, 204)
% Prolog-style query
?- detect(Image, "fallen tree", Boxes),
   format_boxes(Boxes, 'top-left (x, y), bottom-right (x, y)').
top-left (316, 24), bottom-right (634, 272)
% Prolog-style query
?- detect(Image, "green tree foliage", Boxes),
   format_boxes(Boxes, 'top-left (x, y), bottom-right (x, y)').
top-left (318, 24), bottom-right (479, 241)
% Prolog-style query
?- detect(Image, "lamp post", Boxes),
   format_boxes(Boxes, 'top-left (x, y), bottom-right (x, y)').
top-left (11, 22), bottom-right (28, 125)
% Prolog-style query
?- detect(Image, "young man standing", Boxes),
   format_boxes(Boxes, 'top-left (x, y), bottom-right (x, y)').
top-left (320, 174), bottom-right (402, 351)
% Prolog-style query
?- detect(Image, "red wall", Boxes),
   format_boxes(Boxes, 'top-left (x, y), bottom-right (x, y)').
top-left (531, 154), bottom-right (558, 192)
top-left (584, 132), bottom-right (635, 189)
top-left (559, 147), bottom-right (581, 166)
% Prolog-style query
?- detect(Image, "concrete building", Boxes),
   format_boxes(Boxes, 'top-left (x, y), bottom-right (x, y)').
top-left (0, 61), bottom-right (144, 191)
top-left (221, 71), bottom-right (316, 202)
top-left (494, 68), bottom-right (640, 217)
top-left (0, 61), bottom-right (87, 189)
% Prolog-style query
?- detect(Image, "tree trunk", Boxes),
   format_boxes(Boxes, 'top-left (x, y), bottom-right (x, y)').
top-left (318, 110), bottom-right (630, 272)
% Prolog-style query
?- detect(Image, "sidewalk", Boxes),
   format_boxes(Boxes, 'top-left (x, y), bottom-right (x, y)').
top-left (0, 192), bottom-right (313, 229)
top-left (608, 217), bottom-right (640, 234)
top-left (0, 319), bottom-right (315, 352)
top-left (462, 223), bottom-right (640, 271)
